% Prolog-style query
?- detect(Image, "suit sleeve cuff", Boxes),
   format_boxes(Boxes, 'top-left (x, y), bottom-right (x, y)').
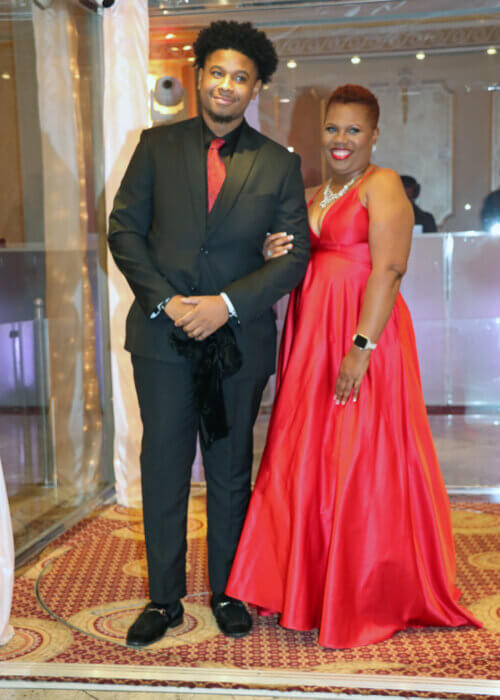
top-left (220, 292), bottom-right (238, 319)
top-left (150, 296), bottom-right (171, 319)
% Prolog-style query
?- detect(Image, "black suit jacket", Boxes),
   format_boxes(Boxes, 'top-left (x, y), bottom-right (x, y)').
top-left (108, 117), bottom-right (310, 378)
top-left (413, 204), bottom-right (437, 233)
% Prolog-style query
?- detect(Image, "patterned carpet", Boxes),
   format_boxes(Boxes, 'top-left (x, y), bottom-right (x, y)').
top-left (1, 489), bottom-right (500, 698)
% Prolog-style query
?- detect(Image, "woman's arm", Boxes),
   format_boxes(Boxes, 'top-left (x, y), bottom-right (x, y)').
top-left (334, 169), bottom-right (414, 404)
top-left (356, 168), bottom-right (413, 342)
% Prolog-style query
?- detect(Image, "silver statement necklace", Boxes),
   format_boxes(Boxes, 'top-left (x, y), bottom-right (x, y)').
top-left (319, 173), bottom-right (359, 209)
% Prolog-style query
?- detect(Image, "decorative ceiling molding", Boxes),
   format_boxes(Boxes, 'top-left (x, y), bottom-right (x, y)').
top-left (150, 16), bottom-right (500, 59)
top-left (273, 22), bottom-right (500, 57)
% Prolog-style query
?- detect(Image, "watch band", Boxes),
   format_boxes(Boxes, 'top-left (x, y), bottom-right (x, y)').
top-left (352, 333), bottom-right (377, 351)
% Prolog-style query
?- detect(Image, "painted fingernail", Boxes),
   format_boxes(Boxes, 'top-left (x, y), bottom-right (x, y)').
top-left (283, 250), bottom-right (288, 254)
top-left (281, 232), bottom-right (288, 237)
top-left (353, 397), bottom-right (357, 403)
top-left (289, 234), bottom-right (294, 239)
top-left (342, 400), bottom-right (346, 405)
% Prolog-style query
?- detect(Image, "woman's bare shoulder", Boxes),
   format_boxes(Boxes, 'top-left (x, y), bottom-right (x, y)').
top-left (361, 166), bottom-right (405, 200)
top-left (366, 166), bottom-right (402, 188)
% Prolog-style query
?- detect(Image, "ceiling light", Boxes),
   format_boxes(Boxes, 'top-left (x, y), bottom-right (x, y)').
top-left (1, 73), bottom-right (11, 80)
top-left (464, 203), bottom-right (472, 211)
top-left (171, 47), bottom-right (179, 52)
top-left (351, 56), bottom-right (361, 65)
top-left (416, 51), bottom-right (426, 60)
top-left (165, 33), bottom-right (175, 40)
top-left (280, 98), bottom-right (290, 104)
top-left (486, 47), bottom-right (497, 55)
top-left (187, 57), bottom-right (195, 62)
top-left (183, 45), bottom-right (192, 51)
top-left (287, 60), bottom-right (297, 69)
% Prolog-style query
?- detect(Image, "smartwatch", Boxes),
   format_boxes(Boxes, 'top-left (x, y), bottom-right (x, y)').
top-left (352, 333), bottom-right (377, 351)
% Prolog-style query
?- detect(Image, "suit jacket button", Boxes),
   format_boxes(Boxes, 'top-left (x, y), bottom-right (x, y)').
top-left (200, 247), bottom-right (208, 255)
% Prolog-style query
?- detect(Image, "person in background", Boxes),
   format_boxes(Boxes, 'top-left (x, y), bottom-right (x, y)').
top-left (480, 188), bottom-right (500, 234)
top-left (401, 174), bottom-right (437, 233)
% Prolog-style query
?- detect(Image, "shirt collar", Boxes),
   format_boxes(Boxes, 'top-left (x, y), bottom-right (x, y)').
top-left (202, 118), bottom-right (245, 154)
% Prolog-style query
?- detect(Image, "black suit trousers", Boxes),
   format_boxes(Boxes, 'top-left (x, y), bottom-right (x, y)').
top-left (132, 353), bottom-right (269, 604)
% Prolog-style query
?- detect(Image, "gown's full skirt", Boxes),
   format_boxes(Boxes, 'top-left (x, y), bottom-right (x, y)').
top-left (226, 190), bottom-right (481, 648)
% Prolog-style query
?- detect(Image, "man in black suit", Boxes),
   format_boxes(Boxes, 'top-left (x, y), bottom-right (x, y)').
top-left (401, 175), bottom-right (437, 233)
top-left (108, 21), bottom-right (309, 648)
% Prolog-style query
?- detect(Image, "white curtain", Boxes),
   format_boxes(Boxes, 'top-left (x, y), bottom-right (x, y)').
top-left (103, 1), bottom-right (149, 506)
top-left (0, 458), bottom-right (14, 646)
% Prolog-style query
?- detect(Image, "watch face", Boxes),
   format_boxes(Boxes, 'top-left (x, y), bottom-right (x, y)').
top-left (354, 334), bottom-right (368, 349)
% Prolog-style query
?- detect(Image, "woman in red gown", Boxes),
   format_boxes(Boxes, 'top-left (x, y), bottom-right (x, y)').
top-left (226, 85), bottom-right (481, 648)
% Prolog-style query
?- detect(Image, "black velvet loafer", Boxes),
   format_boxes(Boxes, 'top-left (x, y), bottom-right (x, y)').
top-left (126, 601), bottom-right (184, 648)
top-left (211, 593), bottom-right (252, 638)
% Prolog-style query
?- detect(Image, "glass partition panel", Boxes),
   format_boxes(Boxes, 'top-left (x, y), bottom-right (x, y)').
top-left (402, 234), bottom-right (500, 490)
top-left (450, 235), bottom-right (500, 407)
top-left (1, 3), bottom-right (113, 561)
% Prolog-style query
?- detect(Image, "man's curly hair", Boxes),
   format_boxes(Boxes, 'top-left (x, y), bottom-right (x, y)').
top-left (193, 21), bottom-right (278, 85)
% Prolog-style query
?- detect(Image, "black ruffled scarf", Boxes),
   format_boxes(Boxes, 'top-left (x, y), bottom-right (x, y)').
top-left (170, 324), bottom-right (242, 450)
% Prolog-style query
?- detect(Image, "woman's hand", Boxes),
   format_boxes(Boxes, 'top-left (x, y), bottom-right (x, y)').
top-left (334, 347), bottom-right (372, 405)
top-left (263, 232), bottom-right (294, 261)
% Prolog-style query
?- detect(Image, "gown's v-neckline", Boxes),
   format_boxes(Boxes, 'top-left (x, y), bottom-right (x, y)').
top-left (308, 166), bottom-right (374, 239)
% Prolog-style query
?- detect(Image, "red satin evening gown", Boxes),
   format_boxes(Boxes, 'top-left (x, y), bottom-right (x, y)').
top-left (226, 177), bottom-right (481, 648)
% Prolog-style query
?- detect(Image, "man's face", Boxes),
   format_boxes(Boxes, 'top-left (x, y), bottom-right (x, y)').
top-left (198, 49), bottom-right (262, 127)
top-left (404, 185), bottom-right (417, 202)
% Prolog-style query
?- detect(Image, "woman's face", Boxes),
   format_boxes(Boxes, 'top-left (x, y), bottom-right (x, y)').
top-left (322, 102), bottom-right (379, 180)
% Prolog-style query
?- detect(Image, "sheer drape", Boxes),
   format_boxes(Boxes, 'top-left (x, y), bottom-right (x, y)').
top-left (32, 0), bottom-right (101, 492)
top-left (103, 0), bottom-right (149, 505)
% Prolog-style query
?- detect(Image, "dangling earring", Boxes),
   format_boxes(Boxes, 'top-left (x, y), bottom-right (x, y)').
top-left (372, 144), bottom-right (377, 153)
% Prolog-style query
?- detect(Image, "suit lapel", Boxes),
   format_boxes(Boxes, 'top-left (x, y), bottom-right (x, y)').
top-left (209, 120), bottom-right (261, 231)
top-left (181, 116), bottom-right (206, 238)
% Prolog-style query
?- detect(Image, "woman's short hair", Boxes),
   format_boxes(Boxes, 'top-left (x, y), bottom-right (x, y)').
top-left (193, 20), bottom-right (278, 85)
top-left (326, 84), bottom-right (380, 128)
